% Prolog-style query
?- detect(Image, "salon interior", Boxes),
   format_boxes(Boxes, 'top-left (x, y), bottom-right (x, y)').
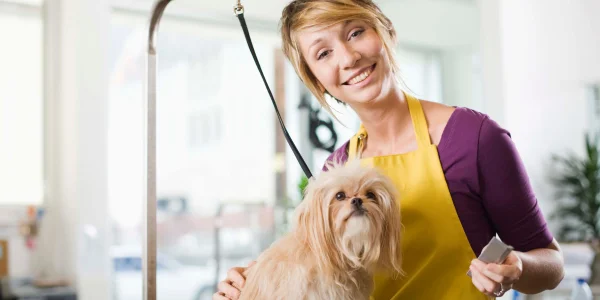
top-left (0, 0), bottom-right (599, 299)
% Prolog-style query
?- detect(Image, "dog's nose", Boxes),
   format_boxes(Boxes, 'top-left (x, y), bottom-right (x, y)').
top-left (351, 198), bottom-right (363, 207)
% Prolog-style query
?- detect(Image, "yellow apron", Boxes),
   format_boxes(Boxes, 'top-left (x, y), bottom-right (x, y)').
top-left (349, 94), bottom-right (490, 299)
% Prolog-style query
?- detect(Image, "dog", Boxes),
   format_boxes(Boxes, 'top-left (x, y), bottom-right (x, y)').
top-left (239, 160), bottom-right (403, 300)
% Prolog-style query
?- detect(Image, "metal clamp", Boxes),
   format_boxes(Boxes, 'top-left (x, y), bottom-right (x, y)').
top-left (234, 0), bottom-right (244, 15)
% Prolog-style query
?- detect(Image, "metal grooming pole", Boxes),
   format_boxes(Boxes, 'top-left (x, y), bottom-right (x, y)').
top-left (145, 1), bottom-right (173, 300)
top-left (144, 0), bottom-right (311, 299)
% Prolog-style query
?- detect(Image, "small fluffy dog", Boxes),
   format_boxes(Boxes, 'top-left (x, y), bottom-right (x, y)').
top-left (239, 160), bottom-right (403, 300)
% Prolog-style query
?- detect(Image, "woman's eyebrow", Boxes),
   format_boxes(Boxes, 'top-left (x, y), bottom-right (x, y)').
top-left (308, 38), bottom-right (324, 54)
top-left (308, 21), bottom-right (357, 53)
top-left (342, 20), bottom-right (356, 29)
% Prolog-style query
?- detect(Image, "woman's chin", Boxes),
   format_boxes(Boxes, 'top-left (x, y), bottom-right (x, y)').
top-left (351, 87), bottom-right (386, 106)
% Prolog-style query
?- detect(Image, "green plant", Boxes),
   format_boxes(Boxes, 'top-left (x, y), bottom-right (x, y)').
top-left (551, 133), bottom-right (600, 243)
top-left (551, 132), bottom-right (600, 283)
top-left (298, 175), bottom-right (309, 199)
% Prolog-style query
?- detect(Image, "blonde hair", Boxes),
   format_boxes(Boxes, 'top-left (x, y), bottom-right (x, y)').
top-left (279, 0), bottom-right (400, 115)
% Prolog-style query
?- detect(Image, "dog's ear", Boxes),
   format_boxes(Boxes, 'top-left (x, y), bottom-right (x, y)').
top-left (376, 176), bottom-right (404, 277)
top-left (294, 179), bottom-right (343, 275)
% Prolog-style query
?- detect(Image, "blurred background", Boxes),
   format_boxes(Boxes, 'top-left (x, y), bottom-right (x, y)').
top-left (0, 0), bottom-right (599, 299)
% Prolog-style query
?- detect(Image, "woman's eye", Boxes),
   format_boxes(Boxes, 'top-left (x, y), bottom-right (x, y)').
top-left (366, 191), bottom-right (376, 199)
top-left (335, 192), bottom-right (346, 200)
top-left (350, 29), bottom-right (364, 39)
top-left (317, 50), bottom-right (331, 60)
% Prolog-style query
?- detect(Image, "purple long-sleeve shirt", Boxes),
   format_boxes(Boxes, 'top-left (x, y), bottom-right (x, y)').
top-left (323, 107), bottom-right (553, 256)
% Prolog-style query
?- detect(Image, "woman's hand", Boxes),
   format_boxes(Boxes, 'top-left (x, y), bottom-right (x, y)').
top-left (469, 251), bottom-right (523, 297)
top-left (213, 266), bottom-right (245, 300)
top-left (213, 261), bottom-right (256, 300)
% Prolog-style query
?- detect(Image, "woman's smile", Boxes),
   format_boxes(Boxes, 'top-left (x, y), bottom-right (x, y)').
top-left (343, 63), bottom-right (377, 87)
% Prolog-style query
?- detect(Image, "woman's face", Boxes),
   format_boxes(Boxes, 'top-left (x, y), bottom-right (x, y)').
top-left (297, 20), bottom-right (394, 106)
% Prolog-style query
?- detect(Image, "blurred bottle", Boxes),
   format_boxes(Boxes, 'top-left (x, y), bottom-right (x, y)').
top-left (18, 205), bottom-right (38, 250)
top-left (571, 278), bottom-right (593, 300)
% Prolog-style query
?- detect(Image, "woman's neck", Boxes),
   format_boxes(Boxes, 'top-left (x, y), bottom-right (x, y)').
top-left (351, 86), bottom-right (411, 148)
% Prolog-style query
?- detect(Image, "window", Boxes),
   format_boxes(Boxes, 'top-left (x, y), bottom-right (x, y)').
top-left (0, 1), bottom-right (44, 205)
top-left (189, 107), bottom-right (221, 148)
top-left (396, 46), bottom-right (443, 103)
top-left (109, 9), bottom-right (280, 300)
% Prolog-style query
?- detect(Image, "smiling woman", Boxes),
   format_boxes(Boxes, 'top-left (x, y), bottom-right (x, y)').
top-left (214, 0), bottom-right (565, 299)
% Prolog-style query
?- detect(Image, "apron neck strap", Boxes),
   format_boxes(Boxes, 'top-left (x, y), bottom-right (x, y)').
top-left (348, 93), bottom-right (431, 160)
top-left (406, 94), bottom-right (432, 148)
top-left (348, 126), bottom-right (367, 159)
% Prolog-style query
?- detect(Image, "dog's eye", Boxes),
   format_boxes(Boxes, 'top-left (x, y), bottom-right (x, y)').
top-left (335, 192), bottom-right (346, 200)
top-left (366, 191), bottom-right (376, 199)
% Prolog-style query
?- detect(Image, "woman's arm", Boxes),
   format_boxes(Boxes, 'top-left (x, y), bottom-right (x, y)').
top-left (512, 239), bottom-right (564, 293)
top-left (470, 116), bottom-right (565, 295)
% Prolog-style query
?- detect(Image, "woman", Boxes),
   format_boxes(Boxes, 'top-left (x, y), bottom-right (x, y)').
top-left (214, 0), bottom-right (565, 299)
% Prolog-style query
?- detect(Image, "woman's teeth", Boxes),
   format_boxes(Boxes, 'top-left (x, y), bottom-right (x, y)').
top-left (347, 66), bottom-right (373, 85)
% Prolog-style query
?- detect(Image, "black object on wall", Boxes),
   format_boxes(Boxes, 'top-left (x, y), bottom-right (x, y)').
top-left (298, 94), bottom-right (338, 153)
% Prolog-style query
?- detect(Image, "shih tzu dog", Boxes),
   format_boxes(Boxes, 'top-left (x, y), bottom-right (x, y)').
top-left (239, 160), bottom-right (403, 300)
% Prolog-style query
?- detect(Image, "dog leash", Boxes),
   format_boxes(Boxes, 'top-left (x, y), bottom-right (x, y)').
top-left (234, 1), bottom-right (313, 179)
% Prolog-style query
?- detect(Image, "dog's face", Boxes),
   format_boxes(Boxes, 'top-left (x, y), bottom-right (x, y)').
top-left (294, 160), bottom-right (403, 275)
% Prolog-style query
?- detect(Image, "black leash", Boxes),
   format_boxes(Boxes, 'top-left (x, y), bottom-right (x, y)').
top-left (234, 3), bottom-right (313, 179)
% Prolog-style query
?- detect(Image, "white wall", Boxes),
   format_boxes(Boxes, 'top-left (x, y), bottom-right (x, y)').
top-left (479, 0), bottom-right (600, 227)
top-left (378, 0), bottom-right (479, 49)
top-left (37, 0), bottom-right (112, 299)
top-left (0, 0), bottom-right (43, 279)
top-left (440, 49), bottom-right (484, 110)
top-left (0, 6), bottom-right (44, 207)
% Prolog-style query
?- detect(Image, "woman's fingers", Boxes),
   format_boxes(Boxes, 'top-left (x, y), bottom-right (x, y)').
top-left (227, 267), bottom-right (247, 289)
top-left (212, 291), bottom-right (231, 300)
top-left (485, 261), bottom-right (520, 282)
top-left (470, 270), bottom-right (486, 292)
top-left (217, 280), bottom-right (241, 300)
top-left (214, 262), bottom-right (254, 300)
top-left (470, 263), bottom-right (500, 295)
top-left (483, 264), bottom-right (511, 283)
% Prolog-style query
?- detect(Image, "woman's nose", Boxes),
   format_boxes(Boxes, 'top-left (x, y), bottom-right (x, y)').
top-left (339, 44), bottom-right (361, 69)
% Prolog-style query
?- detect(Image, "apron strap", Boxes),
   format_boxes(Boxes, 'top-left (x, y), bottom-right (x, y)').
top-left (348, 126), bottom-right (366, 160)
top-left (406, 94), bottom-right (432, 148)
top-left (348, 93), bottom-right (431, 159)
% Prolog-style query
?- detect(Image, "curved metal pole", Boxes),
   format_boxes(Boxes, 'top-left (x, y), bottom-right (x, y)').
top-left (145, 1), bottom-right (173, 300)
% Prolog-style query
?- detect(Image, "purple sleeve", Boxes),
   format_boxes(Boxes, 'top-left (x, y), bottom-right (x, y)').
top-left (322, 141), bottom-right (350, 172)
top-left (477, 117), bottom-right (554, 252)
